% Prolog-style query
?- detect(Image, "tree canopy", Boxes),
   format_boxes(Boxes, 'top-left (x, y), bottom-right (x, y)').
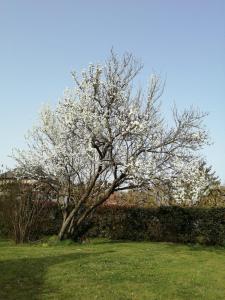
top-left (13, 51), bottom-right (217, 239)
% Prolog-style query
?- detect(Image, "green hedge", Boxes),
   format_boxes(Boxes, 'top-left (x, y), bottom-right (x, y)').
top-left (87, 206), bottom-right (225, 245)
top-left (1, 203), bottom-right (225, 245)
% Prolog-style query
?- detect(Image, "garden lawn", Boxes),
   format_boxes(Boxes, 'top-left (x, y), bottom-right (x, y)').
top-left (0, 239), bottom-right (225, 300)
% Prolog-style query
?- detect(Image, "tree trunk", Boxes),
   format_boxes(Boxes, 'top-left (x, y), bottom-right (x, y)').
top-left (58, 208), bottom-right (76, 240)
top-left (57, 182), bottom-right (120, 240)
top-left (58, 223), bottom-right (67, 240)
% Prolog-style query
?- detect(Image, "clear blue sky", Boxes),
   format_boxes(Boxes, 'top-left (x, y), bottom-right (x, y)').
top-left (0, 0), bottom-right (224, 182)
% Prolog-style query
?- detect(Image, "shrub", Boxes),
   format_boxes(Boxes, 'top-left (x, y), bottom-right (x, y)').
top-left (86, 206), bottom-right (225, 245)
top-left (0, 180), bottom-right (55, 243)
top-left (2, 191), bottom-right (225, 245)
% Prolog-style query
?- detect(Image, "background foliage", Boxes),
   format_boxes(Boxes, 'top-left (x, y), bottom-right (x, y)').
top-left (87, 205), bottom-right (225, 245)
top-left (22, 203), bottom-right (225, 246)
top-left (1, 181), bottom-right (224, 245)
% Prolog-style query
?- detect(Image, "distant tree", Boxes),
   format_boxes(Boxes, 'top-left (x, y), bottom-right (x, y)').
top-left (160, 160), bottom-right (220, 206)
top-left (13, 51), bottom-right (212, 240)
top-left (102, 190), bottom-right (155, 207)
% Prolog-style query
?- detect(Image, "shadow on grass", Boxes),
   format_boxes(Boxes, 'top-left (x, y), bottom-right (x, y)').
top-left (185, 243), bottom-right (225, 253)
top-left (0, 250), bottom-right (113, 300)
top-left (151, 240), bottom-right (225, 254)
top-left (99, 238), bottom-right (225, 255)
top-left (90, 239), bottom-right (132, 245)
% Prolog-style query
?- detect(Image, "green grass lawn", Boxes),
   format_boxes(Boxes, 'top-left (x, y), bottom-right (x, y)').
top-left (0, 239), bottom-right (225, 300)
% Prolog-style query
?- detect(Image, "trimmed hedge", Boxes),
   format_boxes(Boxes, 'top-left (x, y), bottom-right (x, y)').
top-left (1, 203), bottom-right (225, 245)
top-left (36, 205), bottom-right (225, 245)
top-left (87, 206), bottom-right (225, 245)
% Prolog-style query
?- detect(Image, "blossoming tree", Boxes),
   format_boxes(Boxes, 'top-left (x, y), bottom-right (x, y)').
top-left (159, 160), bottom-right (220, 206)
top-left (14, 51), bottom-right (214, 240)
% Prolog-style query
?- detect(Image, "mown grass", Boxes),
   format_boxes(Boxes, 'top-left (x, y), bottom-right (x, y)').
top-left (0, 238), bottom-right (225, 300)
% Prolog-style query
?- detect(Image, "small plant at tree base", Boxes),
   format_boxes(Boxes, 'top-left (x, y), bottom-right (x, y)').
top-left (13, 51), bottom-right (216, 240)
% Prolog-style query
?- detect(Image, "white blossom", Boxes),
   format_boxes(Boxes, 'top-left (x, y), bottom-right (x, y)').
top-left (12, 51), bottom-right (216, 239)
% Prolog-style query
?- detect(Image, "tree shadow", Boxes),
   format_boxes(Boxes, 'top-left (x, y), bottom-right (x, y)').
top-left (0, 250), bottom-right (113, 300)
top-left (151, 240), bottom-right (225, 255)
top-left (185, 243), bottom-right (225, 254)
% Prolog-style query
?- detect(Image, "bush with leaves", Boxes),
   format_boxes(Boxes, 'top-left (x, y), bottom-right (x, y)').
top-left (0, 179), bottom-right (52, 243)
